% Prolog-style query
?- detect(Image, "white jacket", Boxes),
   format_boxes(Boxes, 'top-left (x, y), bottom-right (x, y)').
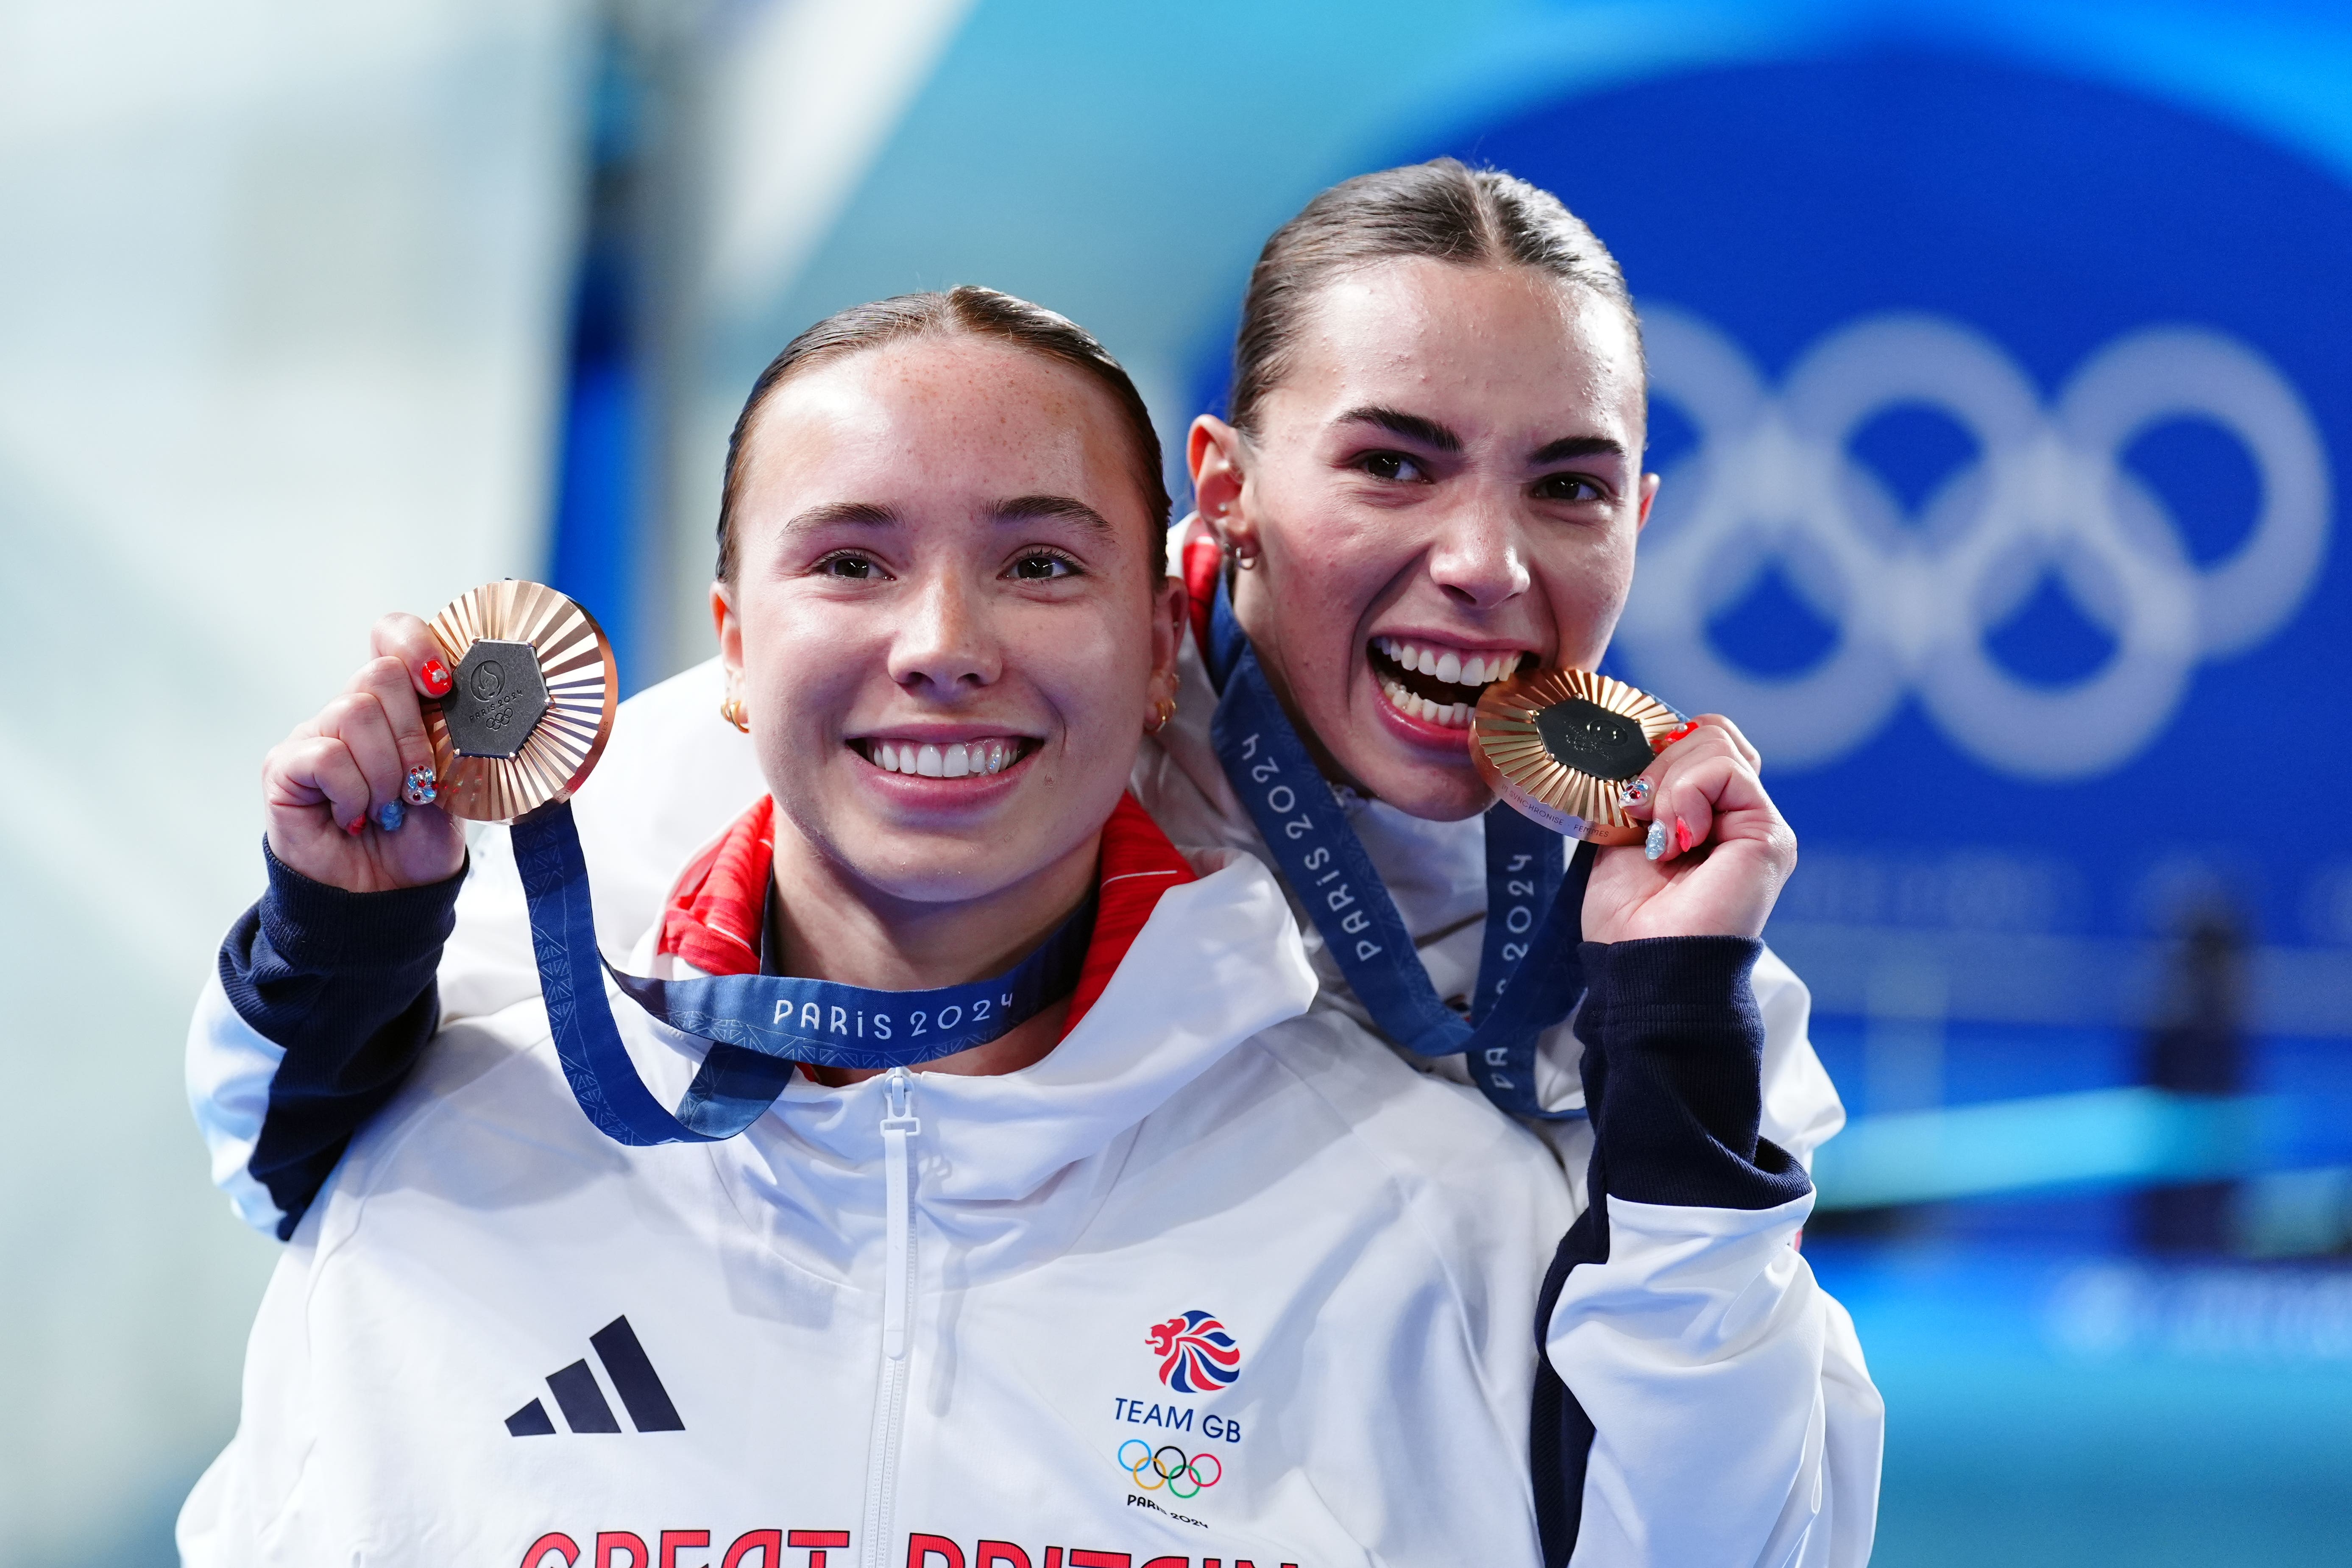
top-left (184, 846), bottom-right (1585, 1567)
top-left (187, 538), bottom-right (1881, 1564)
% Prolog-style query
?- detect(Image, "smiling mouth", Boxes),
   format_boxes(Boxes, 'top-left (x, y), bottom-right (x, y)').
top-left (1368, 637), bottom-right (1533, 730)
top-left (853, 737), bottom-right (1035, 778)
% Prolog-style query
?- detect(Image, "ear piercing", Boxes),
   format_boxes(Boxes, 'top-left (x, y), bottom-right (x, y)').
top-left (403, 765), bottom-right (438, 806)
top-left (1232, 542), bottom-right (1260, 570)
top-left (719, 692), bottom-right (750, 732)
top-left (1147, 696), bottom-right (1179, 734)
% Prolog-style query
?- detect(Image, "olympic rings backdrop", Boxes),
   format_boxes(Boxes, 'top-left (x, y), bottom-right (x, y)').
top-left (710, 8), bottom-right (2352, 1565)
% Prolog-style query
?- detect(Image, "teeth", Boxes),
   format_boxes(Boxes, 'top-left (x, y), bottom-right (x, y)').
top-left (866, 738), bottom-right (1023, 775)
top-left (1435, 649), bottom-right (1462, 683)
top-left (1380, 677), bottom-right (1473, 729)
top-left (1463, 655), bottom-right (1487, 684)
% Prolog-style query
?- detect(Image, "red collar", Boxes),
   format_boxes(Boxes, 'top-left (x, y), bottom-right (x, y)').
top-left (659, 793), bottom-right (1196, 1036)
top-left (1182, 524), bottom-right (1223, 657)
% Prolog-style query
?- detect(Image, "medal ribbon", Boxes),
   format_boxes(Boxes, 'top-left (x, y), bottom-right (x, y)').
top-left (1201, 579), bottom-right (1594, 1120)
top-left (510, 800), bottom-right (1095, 1145)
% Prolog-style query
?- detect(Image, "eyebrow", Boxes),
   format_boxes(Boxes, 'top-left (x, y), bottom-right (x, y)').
top-left (1338, 406), bottom-right (1628, 468)
top-left (1335, 405), bottom-right (1463, 453)
top-left (1530, 434), bottom-right (1629, 465)
top-left (779, 499), bottom-right (900, 533)
top-left (989, 493), bottom-right (1117, 537)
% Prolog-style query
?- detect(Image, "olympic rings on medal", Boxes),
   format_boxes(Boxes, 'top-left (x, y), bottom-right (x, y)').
top-left (1616, 309), bottom-right (2331, 780)
top-left (1117, 1439), bottom-right (1223, 1498)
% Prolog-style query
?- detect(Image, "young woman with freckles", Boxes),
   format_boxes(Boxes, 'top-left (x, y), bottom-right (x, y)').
top-left (188, 173), bottom-right (1881, 1564)
top-left (184, 289), bottom-right (1584, 1565)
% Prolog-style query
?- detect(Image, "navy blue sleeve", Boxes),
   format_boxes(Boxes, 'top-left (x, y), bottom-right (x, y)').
top-left (217, 842), bottom-right (464, 1238)
top-left (1530, 935), bottom-right (1814, 1567)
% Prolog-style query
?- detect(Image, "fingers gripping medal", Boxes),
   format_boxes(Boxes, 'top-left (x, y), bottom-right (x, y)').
top-left (1471, 668), bottom-right (1683, 844)
top-left (422, 579), bottom-right (618, 822)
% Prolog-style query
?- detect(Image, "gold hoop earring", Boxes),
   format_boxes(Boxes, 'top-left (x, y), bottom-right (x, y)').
top-left (1146, 696), bottom-right (1179, 734)
top-left (719, 692), bottom-right (750, 733)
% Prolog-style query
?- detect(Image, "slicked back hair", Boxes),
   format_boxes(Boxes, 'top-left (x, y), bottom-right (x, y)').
top-left (716, 285), bottom-right (1171, 581)
top-left (1228, 159), bottom-right (1641, 438)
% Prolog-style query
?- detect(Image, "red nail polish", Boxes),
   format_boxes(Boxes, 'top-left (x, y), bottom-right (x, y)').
top-left (1675, 819), bottom-right (1695, 854)
top-left (421, 658), bottom-right (453, 696)
top-left (344, 814), bottom-right (367, 836)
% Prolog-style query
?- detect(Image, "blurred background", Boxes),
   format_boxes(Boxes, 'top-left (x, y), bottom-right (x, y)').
top-left (3, 0), bottom-right (2348, 1562)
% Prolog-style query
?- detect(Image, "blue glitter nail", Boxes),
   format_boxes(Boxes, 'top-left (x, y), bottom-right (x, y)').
top-left (1644, 820), bottom-right (1667, 861)
top-left (374, 799), bottom-right (407, 833)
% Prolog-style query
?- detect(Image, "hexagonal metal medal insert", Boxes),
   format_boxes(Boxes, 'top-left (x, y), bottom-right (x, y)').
top-left (1533, 697), bottom-right (1653, 781)
top-left (444, 639), bottom-right (549, 759)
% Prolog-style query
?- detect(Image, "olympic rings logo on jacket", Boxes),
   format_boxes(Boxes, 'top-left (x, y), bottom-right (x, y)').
top-left (1119, 1440), bottom-right (1223, 1499)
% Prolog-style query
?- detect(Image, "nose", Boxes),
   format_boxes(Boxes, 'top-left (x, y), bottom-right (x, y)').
top-left (1424, 487), bottom-right (1532, 609)
top-left (886, 567), bottom-right (1001, 695)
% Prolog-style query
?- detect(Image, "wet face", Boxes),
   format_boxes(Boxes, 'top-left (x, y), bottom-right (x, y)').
top-left (1195, 257), bottom-right (1655, 821)
top-left (716, 337), bottom-right (1181, 916)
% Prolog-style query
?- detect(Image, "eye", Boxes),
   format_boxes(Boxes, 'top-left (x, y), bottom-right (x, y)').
top-left (1357, 450), bottom-right (1428, 483)
top-left (1007, 549), bottom-right (1080, 581)
top-left (814, 550), bottom-right (887, 580)
top-left (1534, 473), bottom-right (1608, 504)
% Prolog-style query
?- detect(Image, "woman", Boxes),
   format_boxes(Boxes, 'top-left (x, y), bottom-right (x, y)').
top-left (192, 166), bottom-right (1878, 1563)
top-left (186, 287), bottom-right (1599, 1565)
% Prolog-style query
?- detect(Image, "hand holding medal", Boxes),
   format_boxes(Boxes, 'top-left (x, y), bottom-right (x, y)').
top-left (260, 581), bottom-right (616, 894)
top-left (1471, 665), bottom-right (1794, 944)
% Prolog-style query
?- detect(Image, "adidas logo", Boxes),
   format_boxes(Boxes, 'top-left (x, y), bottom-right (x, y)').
top-left (506, 1315), bottom-right (685, 1436)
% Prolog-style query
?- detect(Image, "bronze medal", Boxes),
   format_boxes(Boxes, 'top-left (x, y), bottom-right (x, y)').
top-left (1470, 668), bottom-right (1683, 844)
top-left (424, 579), bottom-right (618, 823)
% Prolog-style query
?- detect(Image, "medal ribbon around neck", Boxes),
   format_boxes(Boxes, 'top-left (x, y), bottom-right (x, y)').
top-left (1200, 579), bottom-right (1593, 1121)
top-left (420, 578), bottom-right (1095, 1147)
top-left (510, 802), bottom-right (1097, 1145)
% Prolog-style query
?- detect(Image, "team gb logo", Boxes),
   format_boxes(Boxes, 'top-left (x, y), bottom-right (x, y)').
top-left (1148, 1311), bottom-right (1240, 1393)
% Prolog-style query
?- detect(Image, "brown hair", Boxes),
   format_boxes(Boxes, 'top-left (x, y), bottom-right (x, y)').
top-left (716, 285), bottom-right (1171, 580)
top-left (1228, 159), bottom-right (1639, 437)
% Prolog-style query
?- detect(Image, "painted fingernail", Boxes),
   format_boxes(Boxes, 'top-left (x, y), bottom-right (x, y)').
top-left (374, 800), bottom-right (406, 833)
top-left (344, 813), bottom-right (368, 836)
top-left (1619, 777), bottom-right (1653, 809)
top-left (421, 658), bottom-right (453, 696)
top-left (1644, 820), bottom-right (1668, 861)
top-left (1653, 719), bottom-right (1701, 752)
top-left (1675, 819), bottom-right (1695, 854)
top-left (403, 765), bottom-right (438, 806)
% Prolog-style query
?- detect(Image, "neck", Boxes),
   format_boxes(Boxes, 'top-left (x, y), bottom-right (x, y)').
top-left (766, 823), bottom-right (1102, 1085)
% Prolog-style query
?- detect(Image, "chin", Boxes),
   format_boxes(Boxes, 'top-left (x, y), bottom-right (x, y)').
top-left (1358, 758), bottom-right (1495, 822)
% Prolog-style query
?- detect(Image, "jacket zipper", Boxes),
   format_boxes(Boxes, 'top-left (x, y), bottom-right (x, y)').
top-left (859, 1066), bottom-right (921, 1568)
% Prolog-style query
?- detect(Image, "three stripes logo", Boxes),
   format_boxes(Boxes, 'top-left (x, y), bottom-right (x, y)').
top-left (506, 1316), bottom-right (685, 1436)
